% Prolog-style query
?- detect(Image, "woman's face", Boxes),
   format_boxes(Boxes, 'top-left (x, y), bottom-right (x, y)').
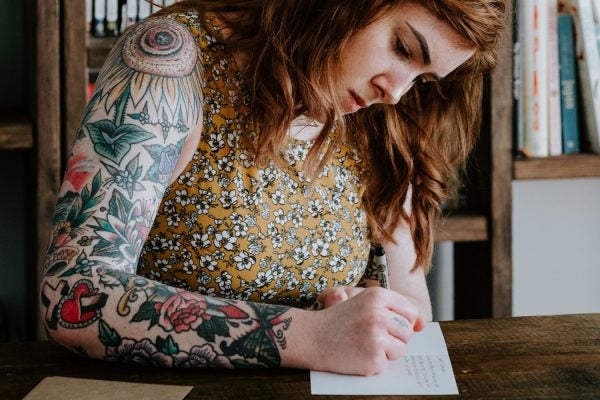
top-left (337, 1), bottom-right (476, 114)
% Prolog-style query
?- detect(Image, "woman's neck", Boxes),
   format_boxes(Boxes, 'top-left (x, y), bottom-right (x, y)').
top-left (289, 115), bottom-right (323, 141)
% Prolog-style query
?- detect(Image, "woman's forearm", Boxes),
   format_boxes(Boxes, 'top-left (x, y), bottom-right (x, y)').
top-left (41, 267), bottom-right (311, 368)
top-left (41, 264), bottom-right (425, 375)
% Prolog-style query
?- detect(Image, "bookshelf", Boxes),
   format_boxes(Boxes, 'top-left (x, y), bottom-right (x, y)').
top-left (24, 0), bottom-right (63, 339)
top-left (515, 0), bottom-right (600, 181)
top-left (26, 0), bottom-right (514, 339)
top-left (510, 0), bottom-right (600, 318)
top-left (0, 115), bottom-right (33, 150)
top-left (451, 0), bottom-right (515, 319)
top-left (87, 36), bottom-right (118, 74)
top-left (435, 215), bottom-right (488, 242)
top-left (514, 154), bottom-right (600, 180)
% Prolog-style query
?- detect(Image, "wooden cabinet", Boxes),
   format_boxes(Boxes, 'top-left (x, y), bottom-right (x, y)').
top-left (0, 115), bottom-right (32, 150)
top-left (514, 154), bottom-right (600, 179)
top-left (451, 1), bottom-right (514, 319)
top-left (1, 0), bottom-right (64, 339)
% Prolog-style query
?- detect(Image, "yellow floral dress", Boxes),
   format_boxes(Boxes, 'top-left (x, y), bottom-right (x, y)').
top-left (138, 11), bottom-right (372, 307)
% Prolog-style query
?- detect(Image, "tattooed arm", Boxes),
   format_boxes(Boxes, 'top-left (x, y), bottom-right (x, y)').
top-left (40, 16), bottom-right (422, 375)
top-left (40, 15), bottom-right (298, 369)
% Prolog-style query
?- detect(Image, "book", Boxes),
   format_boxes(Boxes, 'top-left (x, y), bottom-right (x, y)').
top-left (86, 0), bottom-right (93, 34)
top-left (560, 0), bottom-right (600, 154)
top-left (139, 0), bottom-right (152, 21)
top-left (120, 3), bottom-right (128, 34)
top-left (93, 0), bottom-right (107, 37)
top-left (521, 0), bottom-right (550, 157)
top-left (513, 0), bottom-right (525, 156)
top-left (593, 0), bottom-right (600, 55)
top-left (106, 0), bottom-right (119, 36)
top-left (558, 13), bottom-right (581, 154)
top-left (548, 1), bottom-right (563, 156)
top-left (126, 0), bottom-right (138, 27)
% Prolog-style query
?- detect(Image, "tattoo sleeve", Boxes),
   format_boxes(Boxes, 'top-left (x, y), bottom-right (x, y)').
top-left (40, 16), bottom-right (293, 368)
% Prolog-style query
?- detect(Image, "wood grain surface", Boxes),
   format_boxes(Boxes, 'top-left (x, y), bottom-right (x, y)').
top-left (1, 314), bottom-right (598, 399)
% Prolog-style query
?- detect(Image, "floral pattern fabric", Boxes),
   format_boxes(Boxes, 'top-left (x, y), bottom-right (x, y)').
top-left (138, 11), bottom-right (372, 308)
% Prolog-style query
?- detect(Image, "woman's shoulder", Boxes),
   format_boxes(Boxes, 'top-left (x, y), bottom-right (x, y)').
top-left (90, 9), bottom-right (207, 136)
top-left (121, 9), bottom-right (219, 53)
top-left (105, 8), bottom-right (224, 85)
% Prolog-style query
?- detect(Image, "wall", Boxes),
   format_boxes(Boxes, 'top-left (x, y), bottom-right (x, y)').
top-left (512, 178), bottom-right (600, 316)
top-left (0, 0), bottom-right (26, 341)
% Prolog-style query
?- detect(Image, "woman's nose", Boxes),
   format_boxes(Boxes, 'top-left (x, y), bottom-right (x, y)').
top-left (372, 73), bottom-right (415, 105)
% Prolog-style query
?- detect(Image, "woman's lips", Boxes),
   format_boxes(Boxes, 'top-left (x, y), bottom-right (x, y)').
top-left (348, 90), bottom-right (366, 112)
top-left (351, 91), bottom-right (366, 108)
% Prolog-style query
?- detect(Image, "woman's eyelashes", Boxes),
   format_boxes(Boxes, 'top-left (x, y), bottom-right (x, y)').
top-left (394, 34), bottom-right (436, 88)
top-left (394, 36), bottom-right (412, 59)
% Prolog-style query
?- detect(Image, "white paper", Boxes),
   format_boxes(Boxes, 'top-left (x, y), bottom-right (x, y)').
top-left (310, 322), bottom-right (459, 395)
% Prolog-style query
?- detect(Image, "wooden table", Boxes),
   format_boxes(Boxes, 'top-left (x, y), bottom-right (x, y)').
top-left (1, 314), bottom-right (599, 399)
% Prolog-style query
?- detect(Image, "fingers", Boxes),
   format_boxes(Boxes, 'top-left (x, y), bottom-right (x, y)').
top-left (380, 290), bottom-right (425, 332)
top-left (413, 315), bottom-right (425, 332)
top-left (320, 287), bottom-right (349, 309)
top-left (360, 287), bottom-right (421, 331)
top-left (361, 288), bottom-right (424, 361)
top-left (384, 342), bottom-right (407, 361)
top-left (314, 286), bottom-right (365, 309)
top-left (383, 313), bottom-right (413, 360)
top-left (307, 287), bottom-right (424, 375)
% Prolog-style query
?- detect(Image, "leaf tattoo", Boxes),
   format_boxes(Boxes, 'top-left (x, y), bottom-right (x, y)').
top-left (89, 191), bottom-right (152, 263)
top-left (87, 119), bottom-right (156, 165)
top-left (102, 154), bottom-right (145, 198)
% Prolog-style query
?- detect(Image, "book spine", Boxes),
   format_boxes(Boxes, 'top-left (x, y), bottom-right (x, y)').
top-left (548, 1), bottom-right (563, 156)
top-left (522, 0), bottom-right (550, 157)
top-left (514, 0), bottom-right (525, 156)
top-left (139, 0), bottom-right (151, 21)
top-left (106, 0), bottom-right (119, 36)
top-left (561, 0), bottom-right (600, 153)
top-left (126, 0), bottom-right (138, 27)
top-left (93, 0), bottom-right (107, 37)
top-left (120, 4), bottom-right (128, 34)
top-left (86, 0), bottom-right (93, 34)
top-left (558, 13), bottom-right (581, 154)
top-left (592, 0), bottom-right (600, 55)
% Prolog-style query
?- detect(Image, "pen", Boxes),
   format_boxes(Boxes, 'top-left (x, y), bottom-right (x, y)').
top-left (372, 245), bottom-right (389, 289)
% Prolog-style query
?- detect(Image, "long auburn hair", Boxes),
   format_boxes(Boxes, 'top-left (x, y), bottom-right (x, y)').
top-left (156, 0), bottom-right (506, 271)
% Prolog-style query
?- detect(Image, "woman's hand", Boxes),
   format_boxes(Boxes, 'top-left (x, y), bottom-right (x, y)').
top-left (312, 286), bottom-right (366, 309)
top-left (288, 287), bottom-right (425, 376)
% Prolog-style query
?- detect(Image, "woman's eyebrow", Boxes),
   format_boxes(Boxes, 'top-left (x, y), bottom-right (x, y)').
top-left (405, 22), bottom-right (431, 65)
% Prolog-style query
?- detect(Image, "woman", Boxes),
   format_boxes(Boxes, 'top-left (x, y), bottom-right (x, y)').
top-left (40, 0), bottom-right (505, 375)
